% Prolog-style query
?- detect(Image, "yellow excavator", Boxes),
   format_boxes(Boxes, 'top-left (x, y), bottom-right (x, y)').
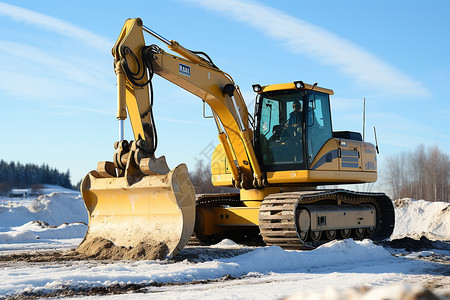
top-left (80, 18), bottom-right (394, 258)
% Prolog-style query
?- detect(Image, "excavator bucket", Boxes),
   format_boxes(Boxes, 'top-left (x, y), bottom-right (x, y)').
top-left (78, 163), bottom-right (195, 259)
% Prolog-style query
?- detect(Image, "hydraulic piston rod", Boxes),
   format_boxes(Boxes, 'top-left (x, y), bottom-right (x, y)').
top-left (142, 24), bottom-right (206, 65)
top-left (142, 25), bottom-right (171, 46)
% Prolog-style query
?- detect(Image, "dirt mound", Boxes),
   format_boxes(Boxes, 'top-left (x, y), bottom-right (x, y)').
top-left (394, 198), bottom-right (409, 208)
top-left (76, 237), bottom-right (169, 260)
top-left (380, 236), bottom-right (450, 252)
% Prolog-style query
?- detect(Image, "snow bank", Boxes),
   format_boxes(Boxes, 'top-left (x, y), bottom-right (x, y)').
top-left (0, 192), bottom-right (87, 245)
top-left (214, 239), bottom-right (391, 274)
top-left (147, 239), bottom-right (393, 284)
top-left (0, 192), bottom-right (87, 228)
top-left (0, 221), bottom-right (87, 243)
top-left (391, 198), bottom-right (450, 241)
top-left (27, 192), bottom-right (87, 225)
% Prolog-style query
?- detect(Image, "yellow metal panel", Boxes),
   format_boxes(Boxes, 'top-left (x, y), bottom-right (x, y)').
top-left (112, 18), bottom-right (153, 142)
top-left (195, 206), bottom-right (259, 237)
top-left (240, 187), bottom-right (304, 206)
top-left (240, 187), bottom-right (290, 202)
top-left (339, 139), bottom-right (362, 171)
top-left (211, 144), bottom-right (228, 175)
top-left (266, 170), bottom-right (376, 184)
top-left (310, 139), bottom-right (340, 171)
top-left (195, 207), bottom-right (222, 236)
top-left (361, 142), bottom-right (378, 172)
top-left (261, 82), bottom-right (334, 95)
top-left (213, 207), bottom-right (260, 226)
top-left (211, 174), bottom-right (234, 187)
top-left (125, 87), bottom-right (150, 140)
top-left (267, 170), bottom-right (311, 183)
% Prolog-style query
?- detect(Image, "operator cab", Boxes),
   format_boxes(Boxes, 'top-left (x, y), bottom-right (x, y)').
top-left (254, 82), bottom-right (333, 172)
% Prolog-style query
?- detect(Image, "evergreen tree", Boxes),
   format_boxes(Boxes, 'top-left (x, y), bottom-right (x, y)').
top-left (0, 160), bottom-right (75, 192)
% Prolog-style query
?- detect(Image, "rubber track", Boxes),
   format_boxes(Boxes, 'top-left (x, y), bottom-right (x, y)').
top-left (258, 189), bottom-right (395, 249)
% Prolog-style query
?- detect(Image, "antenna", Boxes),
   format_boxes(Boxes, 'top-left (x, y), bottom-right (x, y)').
top-left (305, 82), bottom-right (318, 101)
top-left (362, 98), bottom-right (366, 142)
top-left (373, 126), bottom-right (379, 154)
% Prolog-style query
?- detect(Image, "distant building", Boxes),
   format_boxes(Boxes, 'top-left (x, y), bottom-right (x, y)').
top-left (9, 188), bottom-right (30, 198)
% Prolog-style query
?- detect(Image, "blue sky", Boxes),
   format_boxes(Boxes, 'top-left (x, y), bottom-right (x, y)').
top-left (0, 0), bottom-right (449, 187)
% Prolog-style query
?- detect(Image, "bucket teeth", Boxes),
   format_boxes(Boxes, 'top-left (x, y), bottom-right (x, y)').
top-left (96, 161), bottom-right (117, 178)
top-left (140, 156), bottom-right (170, 175)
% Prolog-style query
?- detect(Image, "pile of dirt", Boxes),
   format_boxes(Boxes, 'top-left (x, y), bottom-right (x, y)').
top-left (0, 238), bottom-right (170, 262)
top-left (76, 237), bottom-right (169, 260)
top-left (379, 236), bottom-right (450, 252)
top-left (394, 198), bottom-right (409, 208)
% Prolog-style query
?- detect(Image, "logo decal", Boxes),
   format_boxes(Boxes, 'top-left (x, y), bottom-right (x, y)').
top-left (290, 172), bottom-right (297, 178)
top-left (179, 63), bottom-right (191, 77)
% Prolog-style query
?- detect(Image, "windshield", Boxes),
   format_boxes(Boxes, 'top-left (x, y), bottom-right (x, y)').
top-left (255, 90), bottom-right (307, 171)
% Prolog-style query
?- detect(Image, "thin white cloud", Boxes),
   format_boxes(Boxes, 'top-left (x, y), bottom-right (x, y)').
top-left (0, 1), bottom-right (110, 51)
top-left (0, 4), bottom-right (113, 102)
top-left (188, 0), bottom-right (429, 97)
top-left (0, 40), bottom-right (110, 89)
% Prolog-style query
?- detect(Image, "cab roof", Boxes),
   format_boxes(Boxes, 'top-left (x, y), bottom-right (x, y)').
top-left (259, 82), bottom-right (334, 95)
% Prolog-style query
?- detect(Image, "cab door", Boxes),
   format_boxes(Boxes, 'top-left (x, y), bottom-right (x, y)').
top-left (306, 92), bottom-right (333, 166)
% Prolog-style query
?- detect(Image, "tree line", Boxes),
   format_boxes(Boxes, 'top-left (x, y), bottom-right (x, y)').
top-left (0, 160), bottom-right (73, 193)
top-left (385, 145), bottom-right (449, 202)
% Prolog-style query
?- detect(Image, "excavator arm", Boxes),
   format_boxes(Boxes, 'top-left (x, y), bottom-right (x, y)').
top-left (113, 18), bottom-right (263, 188)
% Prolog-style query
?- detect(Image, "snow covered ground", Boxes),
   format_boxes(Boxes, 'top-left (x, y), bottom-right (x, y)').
top-left (0, 191), bottom-right (449, 299)
top-left (0, 191), bottom-right (87, 252)
top-left (392, 198), bottom-right (450, 241)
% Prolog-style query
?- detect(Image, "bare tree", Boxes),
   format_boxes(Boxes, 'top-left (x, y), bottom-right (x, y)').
top-left (385, 145), bottom-right (449, 202)
top-left (189, 160), bottom-right (238, 194)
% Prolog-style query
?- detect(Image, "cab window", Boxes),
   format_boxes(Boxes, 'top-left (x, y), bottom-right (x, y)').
top-left (307, 92), bottom-right (332, 164)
